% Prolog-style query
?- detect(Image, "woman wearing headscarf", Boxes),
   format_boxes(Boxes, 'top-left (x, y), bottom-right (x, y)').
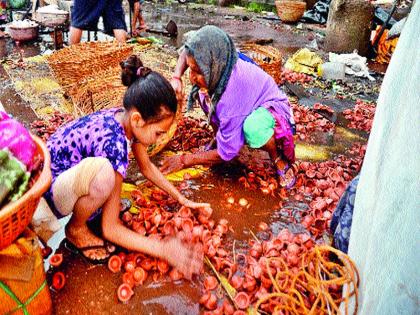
top-left (161, 25), bottom-right (296, 188)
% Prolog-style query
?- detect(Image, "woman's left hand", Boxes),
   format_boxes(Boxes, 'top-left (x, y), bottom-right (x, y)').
top-left (180, 196), bottom-right (212, 214)
top-left (160, 155), bottom-right (185, 174)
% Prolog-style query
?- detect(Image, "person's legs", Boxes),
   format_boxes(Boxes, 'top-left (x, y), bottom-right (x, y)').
top-left (52, 157), bottom-right (115, 260)
top-left (113, 29), bottom-right (127, 43)
top-left (69, 26), bottom-right (83, 45)
top-left (70, 0), bottom-right (104, 44)
top-left (103, 0), bottom-right (127, 42)
top-left (131, 1), bottom-right (140, 35)
top-left (138, 2), bottom-right (147, 29)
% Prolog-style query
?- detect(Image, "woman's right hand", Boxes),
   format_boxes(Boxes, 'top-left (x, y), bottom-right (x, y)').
top-left (162, 237), bottom-right (203, 280)
top-left (170, 77), bottom-right (184, 102)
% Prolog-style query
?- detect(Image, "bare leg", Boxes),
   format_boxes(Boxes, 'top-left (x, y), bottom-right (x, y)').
top-left (69, 26), bottom-right (83, 45)
top-left (138, 3), bottom-right (147, 29)
top-left (262, 136), bottom-right (287, 169)
top-left (131, 2), bottom-right (140, 35)
top-left (262, 136), bottom-right (295, 188)
top-left (113, 29), bottom-right (127, 43)
top-left (66, 161), bottom-right (115, 260)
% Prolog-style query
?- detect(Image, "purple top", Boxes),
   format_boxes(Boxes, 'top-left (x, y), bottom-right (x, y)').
top-left (199, 59), bottom-right (293, 161)
top-left (47, 108), bottom-right (129, 182)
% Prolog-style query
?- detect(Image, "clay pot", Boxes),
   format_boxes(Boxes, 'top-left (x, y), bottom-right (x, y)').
top-left (108, 255), bottom-right (122, 273)
top-left (163, 221), bottom-right (176, 236)
top-left (181, 218), bottom-right (194, 234)
top-left (243, 275), bottom-right (257, 292)
top-left (198, 214), bottom-right (210, 225)
top-left (231, 274), bottom-right (244, 290)
top-left (174, 216), bottom-right (182, 229)
top-left (216, 248), bottom-right (228, 257)
top-left (133, 267), bottom-right (147, 285)
top-left (234, 292), bottom-right (250, 310)
top-left (202, 230), bottom-right (212, 244)
top-left (179, 206), bottom-right (192, 218)
top-left (140, 258), bottom-right (155, 271)
top-left (206, 244), bottom-right (217, 258)
top-left (306, 169), bottom-right (316, 179)
top-left (202, 275), bottom-right (218, 291)
top-left (157, 260), bottom-right (169, 274)
top-left (211, 235), bottom-right (222, 248)
top-left (122, 272), bottom-right (135, 288)
top-left (124, 260), bottom-right (136, 273)
top-left (261, 273), bottom-right (273, 289)
top-left (192, 225), bottom-right (204, 241)
top-left (204, 293), bottom-right (218, 310)
top-left (215, 224), bottom-right (227, 235)
top-left (152, 213), bottom-right (162, 226)
top-left (287, 243), bottom-right (300, 255)
top-left (117, 283), bottom-right (134, 303)
top-left (250, 263), bottom-right (262, 279)
top-left (255, 286), bottom-right (269, 300)
top-left (169, 268), bottom-right (184, 281)
top-left (223, 300), bottom-right (235, 315)
top-left (258, 222), bottom-right (269, 231)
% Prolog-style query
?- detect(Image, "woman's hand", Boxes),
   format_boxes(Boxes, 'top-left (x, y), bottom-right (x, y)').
top-left (170, 77), bottom-right (184, 102)
top-left (162, 237), bottom-right (203, 280)
top-left (179, 196), bottom-right (212, 215)
top-left (160, 154), bottom-right (185, 174)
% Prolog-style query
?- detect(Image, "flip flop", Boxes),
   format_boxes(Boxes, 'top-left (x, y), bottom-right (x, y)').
top-left (63, 239), bottom-right (112, 265)
top-left (277, 166), bottom-right (296, 190)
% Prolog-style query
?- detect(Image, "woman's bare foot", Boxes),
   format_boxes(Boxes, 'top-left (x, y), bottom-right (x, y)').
top-left (138, 22), bottom-right (147, 30)
top-left (65, 224), bottom-right (109, 261)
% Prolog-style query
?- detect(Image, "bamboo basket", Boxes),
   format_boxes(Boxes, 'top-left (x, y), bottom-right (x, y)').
top-left (68, 67), bottom-right (126, 116)
top-left (67, 64), bottom-right (184, 157)
top-left (0, 136), bottom-right (52, 250)
top-left (47, 41), bottom-right (133, 90)
top-left (275, 0), bottom-right (306, 23)
top-left (239, 43), bottom-right (283, 84)
top-left (63, 46), bottom-right (188, 156)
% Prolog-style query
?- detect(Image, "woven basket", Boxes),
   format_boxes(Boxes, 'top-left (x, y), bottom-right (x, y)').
top-left (239, 44), bottom-right (283, 84)
top-left (47, 41), bottom-right (133, 90)
top-left (275, 0), bottom-right (306, 23)
top-left (68, 67), bottom-right (126, 116)
top-left (0, 136), bottom-right (52, 250)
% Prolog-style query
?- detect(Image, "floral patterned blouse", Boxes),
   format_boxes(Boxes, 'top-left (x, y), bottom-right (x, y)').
top-left (47, 108), bottom-right (129, 182)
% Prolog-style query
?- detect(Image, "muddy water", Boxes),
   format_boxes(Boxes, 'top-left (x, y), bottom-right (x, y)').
top-left (49, 248), bottom-right (201, 314)
top-left (0, 38), bottom-right (40, 126)
top-left (49, 130), bottom-right (363, 314)
top-left (49, 158), bottom-right (302, 315)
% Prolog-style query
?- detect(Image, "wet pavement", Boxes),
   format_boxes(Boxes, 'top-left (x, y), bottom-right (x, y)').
top-left (0, 2), bottom-right (384, 314)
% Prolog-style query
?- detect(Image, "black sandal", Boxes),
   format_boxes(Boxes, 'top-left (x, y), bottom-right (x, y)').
top-left (63, 239), bottom-right (112, 265)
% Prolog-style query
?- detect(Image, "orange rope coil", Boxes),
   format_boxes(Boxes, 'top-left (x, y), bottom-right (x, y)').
top-left (255, 245), bottom-right (359, 315)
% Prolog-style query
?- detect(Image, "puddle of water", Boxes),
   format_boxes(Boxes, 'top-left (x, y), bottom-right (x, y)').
top-left (49, 247), bottom-right (201, 315)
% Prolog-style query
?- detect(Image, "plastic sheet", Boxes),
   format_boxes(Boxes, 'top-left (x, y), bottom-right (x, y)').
top-left (301, 0), bottom-right (331, 24)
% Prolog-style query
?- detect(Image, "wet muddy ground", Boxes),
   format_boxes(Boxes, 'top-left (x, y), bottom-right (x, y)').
top-left (1, 3), bottom-right (382, 314)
